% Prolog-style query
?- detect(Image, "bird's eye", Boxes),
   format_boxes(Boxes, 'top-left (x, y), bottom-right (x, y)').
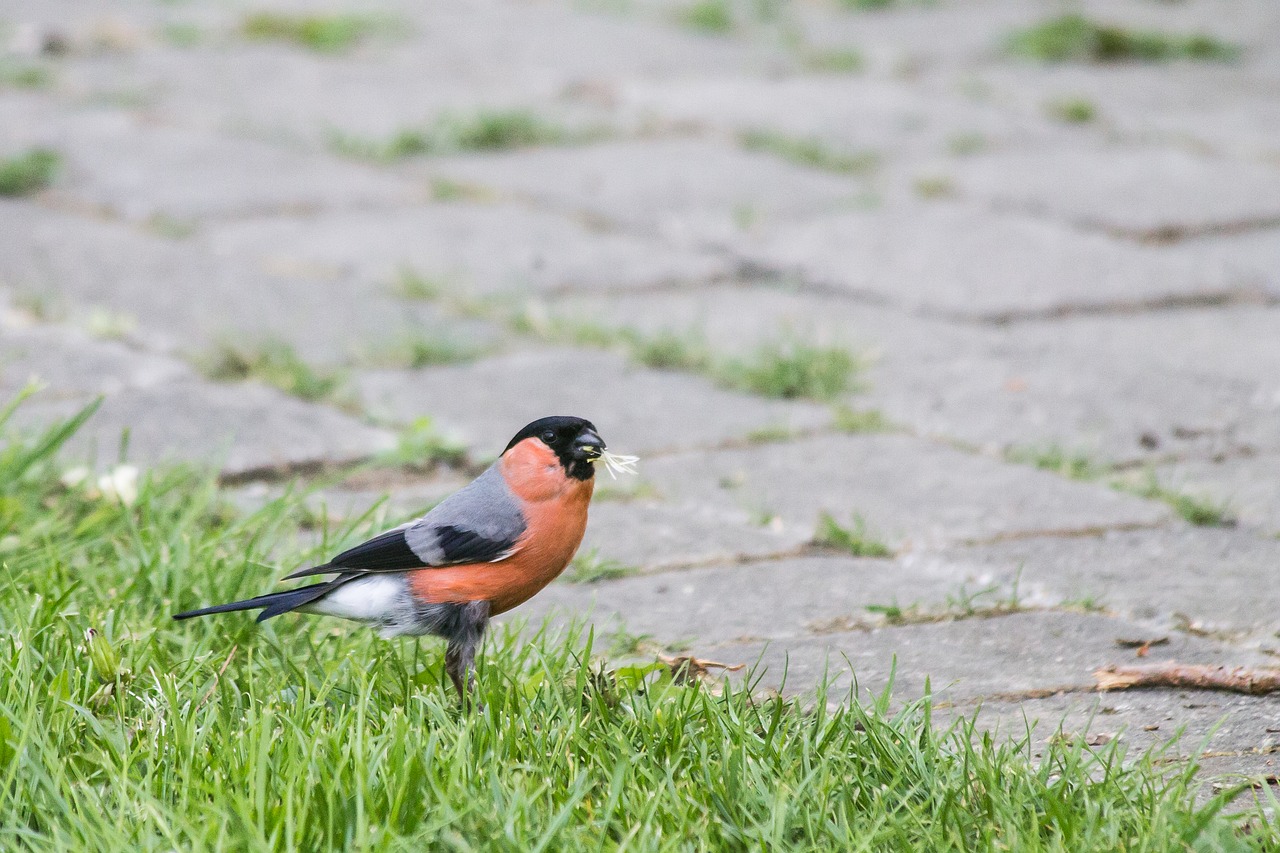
top-left (541, 429), bottom-right (557, 444)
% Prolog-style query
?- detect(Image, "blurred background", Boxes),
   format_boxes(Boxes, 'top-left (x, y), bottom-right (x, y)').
top-left (1, 0), bottom-right (1279, 716)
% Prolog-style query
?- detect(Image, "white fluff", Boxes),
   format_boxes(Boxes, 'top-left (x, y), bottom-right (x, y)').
top-left (600, 451), bottom-right (639, 480)
top-left (304, 575), bottom-right (406, 622)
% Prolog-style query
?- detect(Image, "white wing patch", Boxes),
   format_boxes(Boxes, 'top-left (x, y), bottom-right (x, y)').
top-left (303, 575), bottom-right (408, 622)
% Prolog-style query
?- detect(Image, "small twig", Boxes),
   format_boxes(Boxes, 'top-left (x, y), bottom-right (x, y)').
top-left (197, 645), bottom-right (238, 710)
top-left (1094, 663), bottom-right (1280, 696)
top-left (658, 654), bottom-right (744, 685)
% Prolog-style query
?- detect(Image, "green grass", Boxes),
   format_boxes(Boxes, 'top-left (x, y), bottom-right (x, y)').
top-left (0, 396), bottom-right (1277, 849)
top-left (678, 0), bottom-right (735, 34)
top-left (564, 549), bottom-right (640, 584)
top-left (801, 47), bottom-right (865, 73)
top-left (508, 312), bottom-right (864, 402)
top-left (1005, 445), bottom-right (1104, 481)
top-left (0, 61), bottom-right (54, 89)
top-left (0, 148), bottom-right (60, 197)
top-left (1007, 14), bottom-right (1241, 63)
top-left (1006, 447), bottom-right (1236, 528)
top-left (331, 111), bottom-right (572, 162)
top-left (159, 22), bottom-right (203, 48)
top-left (1114, 472), bottom-right (1236, 527)
top-left (913, 174), bottom-right (955, 199)
top-left (741, 130), bottom-right (880, 174)
top-left (366, 335), bottom-right (480, 370)
top-left (1045, 96), bottom-right (1098, 124)
top-left (832, 405), bottom-right (892, 434)
top-left (719, 341), bottom-right (861, 400)
top-left (199, 339), bottom-right (345, 404)
top-left (240, 12), bottom-right (393, 53)
top-left (376, 416), bottom-right (467, 472)
top-left (814, 511), bottom-right (892, 557)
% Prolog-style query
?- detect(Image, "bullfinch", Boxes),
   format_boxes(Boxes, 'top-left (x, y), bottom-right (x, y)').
top-left (174, 416), bottom-right (630, 704)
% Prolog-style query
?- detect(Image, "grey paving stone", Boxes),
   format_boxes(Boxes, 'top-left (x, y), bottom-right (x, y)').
top-left (1, 318), bottom-right (393, 476)
top-left (974, 63), bottom-right (1280, 161)
top-left (422, 139), bottom-right (864, 244)
top-left (615, 75), bottom-right (1053, 158)
top-left (202, 203), bottom-right (733, 297)
top-left (963, 690), bottom-right (1280, 770)
top-left (12, 380), bottom-right (393, 477)
top-left (578, 500), bottom-right (804, 572)
top-left (951, 146), bottom-right (1280, 239)
top-left (21, 106), bottom-right (415, 222)
top-left (925, 528), bottom-right (1280, 640)
top-left (706, 611), bottom-right (1274, 702)
top-left (0, 320), bottom-right (186, 399)
top-left (871, 306), bottom-right (1280, 464)
top-left (46, 2), bottom-right (784, 143)
top-left (1149, 456), bottom-right (1280, 536)
top-left (516, 554), bottom-right (1011, 648)
top-left (353, 347), bottom-right (835, 456)
top-left (735, 202), bottom-right (1259, 319)
top-left (787, 0), bottom-right (1043, 73)
top-left (634, 433), bottom-right (1172, 549)
top-left (0, 201), bottom-right (503, 363)
top-left (525, 288), bottom-right (1280, 465)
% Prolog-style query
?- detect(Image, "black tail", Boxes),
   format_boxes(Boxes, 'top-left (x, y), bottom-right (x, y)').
top-left (173, 581), bottom-right (338, 623)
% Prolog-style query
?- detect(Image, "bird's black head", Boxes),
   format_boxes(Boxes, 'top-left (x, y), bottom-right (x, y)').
top-left (504, 416), bottom-right (605, 481)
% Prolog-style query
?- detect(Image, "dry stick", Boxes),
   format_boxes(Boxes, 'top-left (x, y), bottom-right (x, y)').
top-left (197, 644), bottom-right (239, 710)
top-left (1094, 663), bottom-right (1280, 696)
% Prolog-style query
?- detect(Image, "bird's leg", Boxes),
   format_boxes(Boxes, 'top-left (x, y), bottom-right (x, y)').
top-left (445, 601), bottom-right (490, 710)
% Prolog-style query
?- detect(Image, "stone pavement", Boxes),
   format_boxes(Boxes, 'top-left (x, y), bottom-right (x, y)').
top-left (2, 0), bottom-right (1279, 781)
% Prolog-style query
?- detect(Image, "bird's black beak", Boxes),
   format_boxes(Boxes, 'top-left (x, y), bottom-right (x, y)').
top-left (573, 429), bottom-right (605, 461)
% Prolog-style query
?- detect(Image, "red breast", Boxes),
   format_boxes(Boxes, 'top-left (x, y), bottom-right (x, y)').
top-left (408, 437), bottom-right (593, 614)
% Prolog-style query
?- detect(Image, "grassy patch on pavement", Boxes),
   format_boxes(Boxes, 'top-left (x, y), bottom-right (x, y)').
top-left (677, 0), bottom-right (736, 34)
top-left (0, 397), bottom-right (1276, 849)
top-left (330, 111), bottom-right (578, 162)
top-left (1006, 445), bottom-right (1236, 527)
top-left (814, 511), bottom-right (892, 557)
top-left (740, 130), bottom-right (880, 174)
top-left (240, 12), bottom-right (396, 53)
top-left (199, 339), bottom-right (345, 404)
top-left (509, 310), bottom-right (864, 401)
top-left (0, 148), bottom-right (60, 196)
top-left (1007, 14), bottom-right (1240, 63)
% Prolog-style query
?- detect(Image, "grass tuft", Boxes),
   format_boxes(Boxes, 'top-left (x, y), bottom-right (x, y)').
top-left (1115, 472), bottom-right (1236, 527)
top-left (801, 47), bottom-right (865, 73)
top-left (0, 61), bottom-right (55, 89)
top-left (814, 511), bottom-right (892, 557)
top-left (1007, 14), bottom-right (1241, 63)
top-left (241, 12), bottom-right (393, 53)
top-left (1005, 444), bottom-right (1104, 481)
top-left (719, 341), bottom-right (861, 400)
top-left (0, 395), bottom-right (1276, 848)
top-left (360, 334), bottom-right (481, 370)
top-left (509, 312), bottom-right (865, 402)
top-left (678, 0), bottom-right (735, 34)
top-left (833, 406), bottom-right (892, 434)
top-left (377, 416), bottom-right (467, 471)
top-left (0, 147), bottom-right (60, 196)
top-left (1046, 96), bottom-right (1097, 124)
top-left (1007, 446), bottom-right (1236, 527)
top-left (330, 110), bottom-right (573, 161)
top-left (741, 130), bottom-right (880, 174)
top-left (199, 339), bottom-right (344, 403)
top-left (565, 549), bottom-right (640, 583)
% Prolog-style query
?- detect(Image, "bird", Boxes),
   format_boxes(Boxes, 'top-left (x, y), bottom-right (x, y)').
top-left (174, 415), bottom-right (633, 705)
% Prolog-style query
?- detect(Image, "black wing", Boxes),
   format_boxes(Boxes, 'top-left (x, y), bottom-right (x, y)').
top-left (284, 523), bottom-right (519, 580)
